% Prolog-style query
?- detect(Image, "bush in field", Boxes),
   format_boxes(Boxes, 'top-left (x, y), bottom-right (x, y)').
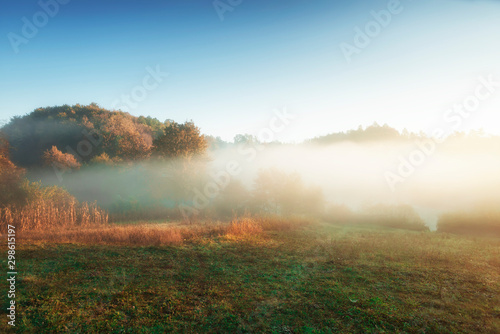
top-left (438, 208), bottom-right (500, 237)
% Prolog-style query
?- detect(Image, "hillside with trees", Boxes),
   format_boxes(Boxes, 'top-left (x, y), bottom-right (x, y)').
top-left (1, 104), bottom-right (499, 235)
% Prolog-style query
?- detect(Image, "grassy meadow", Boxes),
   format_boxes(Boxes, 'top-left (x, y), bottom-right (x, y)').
top-left (1, 218), bottom-right (499, 333)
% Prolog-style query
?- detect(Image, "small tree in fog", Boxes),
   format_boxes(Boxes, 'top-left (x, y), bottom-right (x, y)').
top-left (152, 121), bottom-right (209, 205)
top-left (153, 121), bottom-right (207, 161)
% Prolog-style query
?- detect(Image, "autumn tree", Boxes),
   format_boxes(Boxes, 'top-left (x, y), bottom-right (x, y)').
top-left (90, 152), bottom-right (113, 166)
top-left (42, 146), bottom-right (81, 171)
top-left (100, 113), bottom-right (153, 160)
top-left (0, 136), bottom-right (27, 206)
top-left (1, 104), bottom-right (158, 166)
top-left (153, 121), bottom-right (207, 160)
top-left (151, 121), bottom-right (209, 206)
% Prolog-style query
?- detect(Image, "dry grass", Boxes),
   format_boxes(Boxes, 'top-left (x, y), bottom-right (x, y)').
top-left (254, 215), bottom-right (312, 231)
top-left (6, 222), bottom-right (500, 333)
top-left (3, 219), bottom-right (500, 333)
top-left (226, 218), bottom-right (263, 237)
top-left (0, 200), bottom-right (108, 233)
top-left (16, 216), bottom-right (312, 245)
top-left (21, 224), bottom-right (185, 245)
top-left (313, 224), bottom-right (500, 271)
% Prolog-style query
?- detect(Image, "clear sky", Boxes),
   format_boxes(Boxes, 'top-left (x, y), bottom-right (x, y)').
top-left (1, 0), bottom-right (500, 142)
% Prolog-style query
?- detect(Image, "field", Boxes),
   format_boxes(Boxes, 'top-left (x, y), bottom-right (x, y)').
top-left (1, 219), bottom-right (500, 333)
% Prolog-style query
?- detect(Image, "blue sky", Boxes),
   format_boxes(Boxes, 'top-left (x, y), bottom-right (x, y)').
top-left (1, 0), bottom-right (500, 142)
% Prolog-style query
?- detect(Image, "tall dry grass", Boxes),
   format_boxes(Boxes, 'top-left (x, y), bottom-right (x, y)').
top-left (18, 215), bottom-right (312, 245)
top-left (0, 200), bottom-right (108, 233)
top-left (226, 218), bottom-right (263, 236)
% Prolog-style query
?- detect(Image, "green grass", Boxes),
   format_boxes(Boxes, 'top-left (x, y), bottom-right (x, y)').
top-left (1, 223), bottom-right (500, 333)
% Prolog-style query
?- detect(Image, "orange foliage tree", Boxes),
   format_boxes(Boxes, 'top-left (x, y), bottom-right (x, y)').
top-left (42, 146), bottom-right (81, 170)
top-left (0, 136), bottom-right (27, 206)
top-left (152, 121), bottom-right (207, 161)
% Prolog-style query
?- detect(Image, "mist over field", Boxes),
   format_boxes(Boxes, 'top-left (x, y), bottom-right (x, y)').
top-left (17, 122), bottom-right (500, 231)
top-left (2, 0), bottom-right (500, 332)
